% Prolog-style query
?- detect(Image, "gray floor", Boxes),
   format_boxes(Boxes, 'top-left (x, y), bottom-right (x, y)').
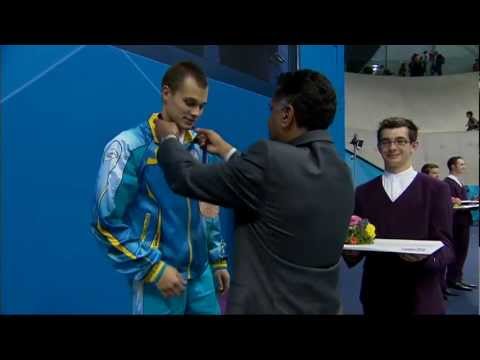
top-left (340, 226), bottom-right (479, 315)
top-left (445, 226), bottom-right (478, 315)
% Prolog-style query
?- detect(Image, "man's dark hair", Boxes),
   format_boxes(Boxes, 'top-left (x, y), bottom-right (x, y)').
top-left (377, 117), bottom-right (419, 143)
top-left (466, 111), bottom-right (473, 116)
top-left (447, 156), bottom-right (463, 171)
top-left (421, 163), bottom-right (439, 175)
top-left (273, 69), bottom-right (337, 130)
top-left (162, 61), bottom-right (208, 93)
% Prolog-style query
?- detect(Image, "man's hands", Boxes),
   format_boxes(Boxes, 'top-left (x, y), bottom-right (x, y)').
top-left (154, 116), bottom-right (180, 140)
top-left (155, 265), bottom-right (187, 298)
top-left (215, 269), bottom-right (230, 295)
top-left (195, 128), bottom-right (233, 159)
top-left (155, 265), bottom-right (230, 297)
top-left (154, 118), bottom-right (233, 160)
top-left (451, 197), bottom-right (462, 206)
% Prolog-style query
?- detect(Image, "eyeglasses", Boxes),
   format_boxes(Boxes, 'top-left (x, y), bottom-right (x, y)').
top-left (378, 138), bottom-right (411, 148)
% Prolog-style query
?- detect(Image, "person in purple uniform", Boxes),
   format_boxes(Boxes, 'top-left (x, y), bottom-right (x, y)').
top-left (344, 117), bottom-right (454, 315)
top-left (421, 163), bottom-right (460, 300)
top-left (444, 156), bottom-right (477, 291)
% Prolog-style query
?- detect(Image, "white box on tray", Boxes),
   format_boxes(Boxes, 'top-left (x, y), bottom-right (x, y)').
top-left (344, 238), bottom-right (444, 254)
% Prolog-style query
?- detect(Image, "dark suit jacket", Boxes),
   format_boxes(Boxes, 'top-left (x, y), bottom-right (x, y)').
top-left (444, 177), bottom-right (473, 227)
top-left (157, 130), bottom-right (354, 314)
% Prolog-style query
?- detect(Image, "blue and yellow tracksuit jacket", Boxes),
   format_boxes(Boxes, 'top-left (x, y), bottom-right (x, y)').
top-left (91, 113), bottom-right (228, 285)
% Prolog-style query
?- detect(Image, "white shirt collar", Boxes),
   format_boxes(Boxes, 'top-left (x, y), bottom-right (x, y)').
top-left (382, 166), bottom-right (418, 202)
top-left (383, 166), bottom-right (417, 179)
top-left (447, 174), bottom-right (463, 187)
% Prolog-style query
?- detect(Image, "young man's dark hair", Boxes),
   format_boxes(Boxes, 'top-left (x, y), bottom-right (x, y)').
top-left (447, 156), bottom-right (463, 172)
top-left (421, 163), bottom-right (439, 174)
top-left (466, 111), bottom-right (473, 117)
top-left (377, 117), bottom-right (419, 143)
top-left (162, 61), bottom-right (208, 92)
top-left (273, 69), bottom-right (337, 130)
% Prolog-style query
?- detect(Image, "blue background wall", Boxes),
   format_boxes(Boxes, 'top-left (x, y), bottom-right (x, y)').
top-left (344, 151), bottom-right (384, 187)
top-left (300, 45), bottom-right (345, 157)
top-left (1, 45), bottom-right (345, 314)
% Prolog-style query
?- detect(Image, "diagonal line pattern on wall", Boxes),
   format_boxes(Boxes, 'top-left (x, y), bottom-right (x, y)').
top-left (118, 48), bottom-right (161, 96)
top-left (1, 45), bottom-right (87, 104)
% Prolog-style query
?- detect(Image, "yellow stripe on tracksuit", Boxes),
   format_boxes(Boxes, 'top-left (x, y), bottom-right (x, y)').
top-left (146, 183), bottom-right (161, 250)
top-left (148, 113), bottom-right (195, 145)
top-left (144, 261), bottom-right (166, 283)
top-left (146, 183), bottom-right (156, 201)
top-left (186, 198), bottom-right (193, 279)
top-left (152, 211), bottom-right (161, 250)
top-left (148, 114), bottom-right (161, 144)
top-left (96, 219), bottom-right (137, 260)
top-left (212, 259), bottom-right (228, 270)
top-left (140, 213), bottom-right (151, 242)
top-left (146, 147), bottom-right (159, 165)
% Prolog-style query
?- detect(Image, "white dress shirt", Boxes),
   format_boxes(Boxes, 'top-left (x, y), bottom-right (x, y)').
top-left (447, 174), bottom-right (463, 188)
top-left (224, 147), bottom-right (237, 161)
top-left (178, 133), bottom-right (185, 144)
top-left (382, 166), bottom-right (418, 202)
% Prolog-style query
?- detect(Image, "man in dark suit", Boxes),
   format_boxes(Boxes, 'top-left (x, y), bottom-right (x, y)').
top-left (444, 156), bottom-right (477, 291)
top-left (153, 69), bottom-right (355, 314)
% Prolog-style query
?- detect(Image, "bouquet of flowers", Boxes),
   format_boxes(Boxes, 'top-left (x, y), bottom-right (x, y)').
top-left (345, 215), bottom-right (376, 245)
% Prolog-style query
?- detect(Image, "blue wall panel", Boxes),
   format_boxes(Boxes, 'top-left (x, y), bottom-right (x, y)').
top-left (1, 45), bottom-right (343, 314)
top-left (0, 45), bottom-right (270, 314)
top-left (344, 152), bottom-right (384, 187)
top-left (299, 45), bottom-right (345, 156)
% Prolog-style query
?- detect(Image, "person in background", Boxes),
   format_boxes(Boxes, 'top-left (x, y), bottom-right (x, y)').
top-left (466, 111), bottom-right (479, 131)
top-left (473, 58), bottom-right (479, 72)
top-left (421, 163), bottom-right (441, 179)
top-left (409, 54), bottom-right (425, 77)
top-left (429, 51), bottom-right (436, 75)
top-left (444, 156), bottom-right (477, 292)
top-left (421, 162), bottom-right (460, 300)
top-left (422, 51), bottom-right (429, 74)
top-left (398, 63), bottom-right (407, 77)
top-left (433, 52), bottom-right (445, 75)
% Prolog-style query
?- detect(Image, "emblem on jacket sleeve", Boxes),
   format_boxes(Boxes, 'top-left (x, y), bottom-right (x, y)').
top-left (104, 141), bottom-right (122, 163)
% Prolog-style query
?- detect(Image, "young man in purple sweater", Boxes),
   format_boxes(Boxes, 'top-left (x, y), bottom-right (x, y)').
top-left (345, 118), bottom-right (454, 315)
top-left (421, 163), bottom-right (460, 300)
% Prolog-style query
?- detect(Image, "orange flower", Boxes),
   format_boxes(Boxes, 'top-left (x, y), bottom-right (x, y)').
top-left (350, 236), bottom-right (358, 245)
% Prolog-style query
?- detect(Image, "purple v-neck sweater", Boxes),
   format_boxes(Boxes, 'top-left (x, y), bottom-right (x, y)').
top-left (350, 173), bottom-right (454, 314)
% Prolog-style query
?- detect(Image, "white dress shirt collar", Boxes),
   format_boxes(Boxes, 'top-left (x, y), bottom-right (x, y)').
top-left (447, 174), bottom-right (463, 187)
top-left (382, 166), bottom-right (418, 202)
